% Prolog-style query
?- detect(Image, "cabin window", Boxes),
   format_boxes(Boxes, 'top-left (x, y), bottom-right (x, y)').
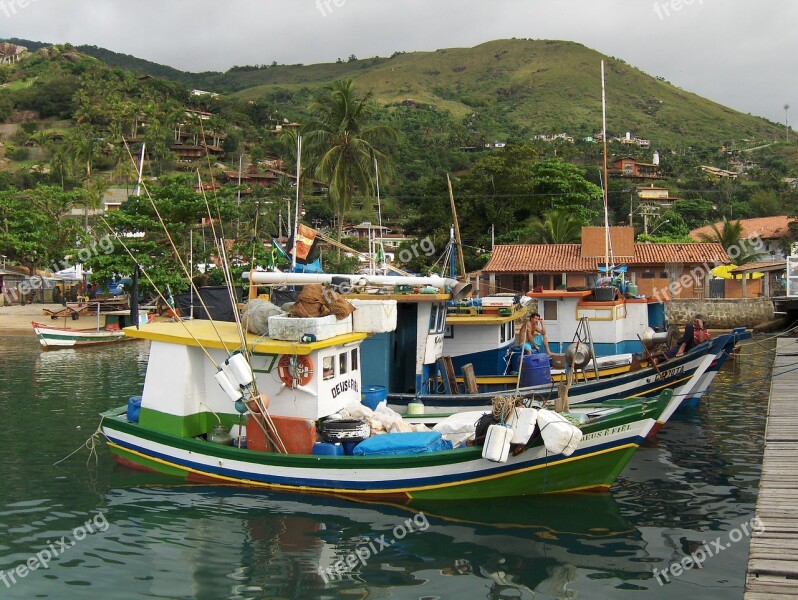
top-left (339, 352), bottom-right (348, 375)
top-left (542, 300), bottom-right (557, 321)
top-left (429, 304), bottom-right (446, 334)
top-left (351, 349), bottom-right (358, 371)
top-left (500, 321), bottom-right (512, 343)
top-left (444, 325), bottom-right (454, 339)
top-left (322, 356), bottom-right (334, 380)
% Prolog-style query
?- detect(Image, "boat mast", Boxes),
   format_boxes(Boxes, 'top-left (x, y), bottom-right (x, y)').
top-left (447, 174), bottom-right (467, 282)
top-left (291, 135), bottom-right (302, 272)
top-left (374, 157), bottom-right (385, 274)
top-left (134, 142), bottom-right (145, 197)
top-left (601, 60), bottom-right (611, 273)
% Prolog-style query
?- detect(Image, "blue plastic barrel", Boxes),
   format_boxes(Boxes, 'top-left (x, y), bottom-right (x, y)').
top-left (312, 442), bottom-right (344, 456)
top-left (127, 396), bottom-right (142, 423)
top-left (519, 354), bottom-right (552, 387)
top-left (362, 385), bottom-right (387, 410)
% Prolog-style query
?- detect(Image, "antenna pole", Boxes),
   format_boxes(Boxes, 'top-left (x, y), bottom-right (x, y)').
top-left (601, 60), bottom-right (611, 271)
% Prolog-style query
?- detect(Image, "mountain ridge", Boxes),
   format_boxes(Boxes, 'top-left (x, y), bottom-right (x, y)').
top-left (0, 36), bottom-right (785, 149)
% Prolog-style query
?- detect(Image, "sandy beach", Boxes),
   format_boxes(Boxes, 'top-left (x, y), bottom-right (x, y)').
top-left (0, 303), bottom-right (71, 335)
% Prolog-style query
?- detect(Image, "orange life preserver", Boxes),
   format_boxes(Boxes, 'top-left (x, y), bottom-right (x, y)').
top-left (276, 354), bottom-right (314, 387)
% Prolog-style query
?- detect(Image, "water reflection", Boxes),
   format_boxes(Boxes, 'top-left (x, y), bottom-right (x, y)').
top-left (91, 479), bottom-right (663, 600)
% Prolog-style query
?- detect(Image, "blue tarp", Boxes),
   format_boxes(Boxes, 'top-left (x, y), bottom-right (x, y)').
top-left (352, 431), bottom-right (453, 456)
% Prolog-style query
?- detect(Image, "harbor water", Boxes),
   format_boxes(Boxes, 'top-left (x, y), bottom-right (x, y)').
top-left (0, 334), bottom-right (776, 599)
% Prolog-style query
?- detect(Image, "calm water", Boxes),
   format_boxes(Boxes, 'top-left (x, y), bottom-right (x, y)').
top-left (0, 334), bottom-right (776, 599)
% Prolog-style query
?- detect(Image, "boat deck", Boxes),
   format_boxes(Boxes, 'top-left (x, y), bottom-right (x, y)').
top-left (745, 337), bottom-right (798, 598)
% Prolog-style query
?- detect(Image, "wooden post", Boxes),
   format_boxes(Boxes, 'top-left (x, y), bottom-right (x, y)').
top-left (447, 174), bottom-right (467, 282)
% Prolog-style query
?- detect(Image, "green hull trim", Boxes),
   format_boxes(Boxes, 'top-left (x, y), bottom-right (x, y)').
top-left (138, 407), bottom-right (242, 438)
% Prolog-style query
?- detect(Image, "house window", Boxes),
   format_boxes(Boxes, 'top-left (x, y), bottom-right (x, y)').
top-left (512, 274), bottom-right (527, 292)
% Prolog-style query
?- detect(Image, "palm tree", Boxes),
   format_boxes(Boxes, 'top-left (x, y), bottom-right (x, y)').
top-left (302, 79), bottom-right (398, 241)
top-left (523, 209), bottom-right (583, 244)
top-left (697, 216), bottom-right (766, 265)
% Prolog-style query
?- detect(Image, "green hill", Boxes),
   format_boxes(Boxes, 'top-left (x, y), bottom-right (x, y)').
top-left (4, 36), bottom-right (784, 150)
top-left (231, 39), bottom-right (784, 149)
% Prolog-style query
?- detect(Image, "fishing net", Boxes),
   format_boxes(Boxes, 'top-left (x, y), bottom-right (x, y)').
top-left (287, 284), bottom-right (354, 320)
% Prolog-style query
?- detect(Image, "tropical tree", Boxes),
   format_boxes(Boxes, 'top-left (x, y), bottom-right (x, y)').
top-left (521, 208), bottom-right (583, 243)
top-left (697, 216), bottom-right (767, 265)
top-left (302, 79), bottom-right (398, 241)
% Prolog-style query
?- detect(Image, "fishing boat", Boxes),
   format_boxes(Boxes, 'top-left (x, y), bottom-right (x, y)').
top-left (32, 320), bottom-right (129, 349)
top-left (32, 299), bottom-right (151, 349)
top-left (100, 280), bottom-right (672, 499)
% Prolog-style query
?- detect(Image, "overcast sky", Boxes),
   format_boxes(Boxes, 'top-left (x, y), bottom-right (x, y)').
top-left (0, 0), bottom-right (794, 124)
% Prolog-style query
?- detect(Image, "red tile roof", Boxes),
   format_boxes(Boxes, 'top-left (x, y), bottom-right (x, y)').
top-left (484, 243), bottom-right (729, 273)
top-left (689, 216), bottom-right (798, 242)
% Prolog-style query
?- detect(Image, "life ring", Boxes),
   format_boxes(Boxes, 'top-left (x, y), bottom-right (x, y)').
top-left (277, 354), bottom-right (314, 387)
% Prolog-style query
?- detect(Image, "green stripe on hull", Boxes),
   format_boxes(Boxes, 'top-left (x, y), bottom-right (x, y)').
top-left (407, 446), bottom-right (638, 500)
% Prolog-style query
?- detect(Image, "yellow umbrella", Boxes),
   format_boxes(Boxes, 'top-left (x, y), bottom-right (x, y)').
top-left (710, 265), bottom-right (763, 279)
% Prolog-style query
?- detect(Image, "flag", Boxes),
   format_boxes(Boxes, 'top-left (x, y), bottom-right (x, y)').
top-left (271, 238), bottom-right (290, 263)
top-left (376, 241), bottom-right (385, 266)
top-left (287, 224), bottom-right (319, 265)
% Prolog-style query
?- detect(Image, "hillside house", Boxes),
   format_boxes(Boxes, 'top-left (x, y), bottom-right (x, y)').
top-left (610, 157), bottom-right (659, 179)
top-left (171, 144), bottom-right (225, 162)
top-left (0, 43), bottom-right (27, 64)
top-left (636, 184), bottom-right (679, 207)
top-left (700, 165), bottom-right (738, 180)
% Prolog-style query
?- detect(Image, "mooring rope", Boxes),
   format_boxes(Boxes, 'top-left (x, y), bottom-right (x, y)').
top-left (54, 419), bottom-right (105, 467)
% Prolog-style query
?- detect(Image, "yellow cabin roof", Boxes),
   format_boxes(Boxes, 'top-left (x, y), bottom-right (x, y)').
top-left (124, 319), bottom-right (367, 355)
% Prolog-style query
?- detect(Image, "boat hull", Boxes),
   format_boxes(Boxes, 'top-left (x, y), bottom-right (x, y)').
top-left (101, 397), bottom-right (665, 500)
top-left (390, 336), bottom-right (727, 419)
top-left (32, 321), bottom-right (128, 349)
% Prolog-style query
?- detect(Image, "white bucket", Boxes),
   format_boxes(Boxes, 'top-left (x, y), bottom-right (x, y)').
top-left (507, 407), bottom-right (538, 445)
top-left (536, 409), bottom-right (583, 456)
top-left (408, 402), bottom-right (425, 416)
top-left (482, 424), bottom-right (512, 463)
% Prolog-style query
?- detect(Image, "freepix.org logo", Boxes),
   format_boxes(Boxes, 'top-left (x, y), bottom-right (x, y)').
top-left (0, 513), bottom-right (110, 589)
top-left (0, 0), bottom-right (39, 18)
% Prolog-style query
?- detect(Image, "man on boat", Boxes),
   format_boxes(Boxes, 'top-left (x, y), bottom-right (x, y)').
top-left (670, 314), bottom-right (710, 358)
top-left (521, 312), bottom-right (552, 356)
